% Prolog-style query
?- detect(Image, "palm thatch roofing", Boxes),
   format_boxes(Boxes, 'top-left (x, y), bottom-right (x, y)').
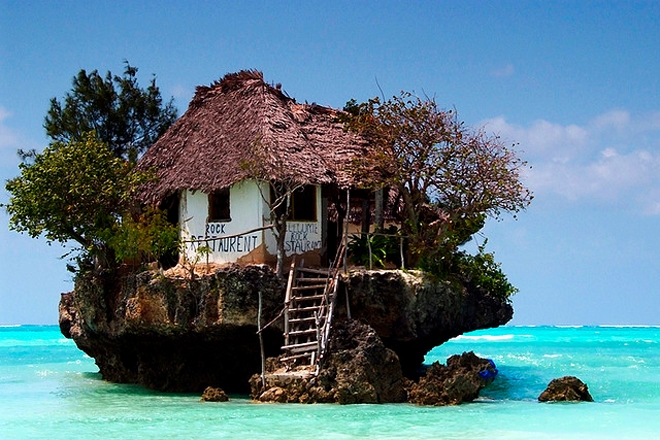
top-left (137, 70), bottom-right (368, 204)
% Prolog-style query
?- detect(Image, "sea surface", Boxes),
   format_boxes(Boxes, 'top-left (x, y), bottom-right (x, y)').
top-left (1, 325), bottom-right (659, 439)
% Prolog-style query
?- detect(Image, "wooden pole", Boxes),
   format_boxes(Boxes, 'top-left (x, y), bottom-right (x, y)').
top-left (283, 258), bottom-right (296, 347)
top-left (344, 190), bottom-right (350, 273)
top-left (258, 290), bottom-right (265, 389)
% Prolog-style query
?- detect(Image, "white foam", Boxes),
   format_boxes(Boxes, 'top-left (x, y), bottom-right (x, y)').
top-left (453, 334), bottom-right (515, 341)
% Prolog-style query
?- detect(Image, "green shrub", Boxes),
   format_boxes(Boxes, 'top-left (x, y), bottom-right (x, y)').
top-left (348, 225), bottom-right (401, 268)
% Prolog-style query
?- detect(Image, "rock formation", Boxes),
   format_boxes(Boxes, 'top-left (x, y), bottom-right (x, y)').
top-left (407, 352), bottom-right (498, 405)
top-left (251, 322), bottom-right (499, 405)
top-left (538, 376), bottom-right (594, 402)
top-left (201, 386), bottom-right (230, 402)
top-left (338, 269), bottom-right (512, 377)
top-left (250, 320), bottom-right (408, 404)
top-left (59, 265), bottom-right (512, 394)
top-left (59, 264), bottom-right (285, 393)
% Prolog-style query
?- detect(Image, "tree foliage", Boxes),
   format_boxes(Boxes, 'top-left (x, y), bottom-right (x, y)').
top-left (4, 63), bottom-right (180, 274)
top-left (4, 134), bottom-right (145, 266)
top-left (343, 92), bottom-right (532, 272)
top-left (3, 134), bottom-right (177, 271)
top-left (44, 62), bottom-right (177, 160)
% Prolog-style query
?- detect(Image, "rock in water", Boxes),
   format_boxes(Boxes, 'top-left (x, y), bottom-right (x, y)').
top-left (250, 320), bottom-right (408, 404)
top-left (60, 266), bottom-right (513, 394)
top-left (407, 351), bottom-right (498, 405)
top-left (201, 386), bottom-right (229, 402)
top-left (538, 376), bottom-right (594, 402)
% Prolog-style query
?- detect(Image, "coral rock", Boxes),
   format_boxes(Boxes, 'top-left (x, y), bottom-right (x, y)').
top-left (538, 376), bottom-right (594, 402)
top-left (407, 351), bottom-right (498, 405)
top-left (201, 386), bottom-right (229, 402)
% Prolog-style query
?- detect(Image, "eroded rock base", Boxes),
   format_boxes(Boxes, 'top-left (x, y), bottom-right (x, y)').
top-left (251, 321), bottom-right (498, 405)
top-left (250, 320), bottom-right (408, 404)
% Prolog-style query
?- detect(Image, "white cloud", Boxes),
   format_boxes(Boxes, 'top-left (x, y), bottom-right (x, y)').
top-left (484, 116), bottom-right (588, 162)
top-left (491, 64), bottom-right (515, 78)
top-left (0, 106), bottom-right (19, 151)
top-left (170, 84), bottom-right (193, 103)
top-left (482, 110), bottom-right (660, 214)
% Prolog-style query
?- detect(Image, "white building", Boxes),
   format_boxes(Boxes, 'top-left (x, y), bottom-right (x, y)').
top-left (138, 70), bottom-right (367, 268)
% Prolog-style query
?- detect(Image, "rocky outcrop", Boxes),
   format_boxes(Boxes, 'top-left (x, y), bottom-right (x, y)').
top-left (59, 264), bottom-right (285, 393)
top-left (251, 324), bottom-right (498, 405)
top-left (538, 376), bottom-right (594, 402)
top-left (59, 265), bottom-right (512, 394)
top-left (407, 352), bottom-right (498, 405)
top-left (338, 270), bottom-right (513, 377)
top-left (250, 320), bottom-right (408, 404)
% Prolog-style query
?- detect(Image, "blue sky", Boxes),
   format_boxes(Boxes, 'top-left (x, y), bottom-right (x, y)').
top-left (1, 1), bottom-right (659, 325)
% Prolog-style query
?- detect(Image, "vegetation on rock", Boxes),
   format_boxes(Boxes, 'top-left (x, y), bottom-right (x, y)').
top-left (342, 92), bottom-right (532, 298)
top-left (3, 64), bottom-right (179, 273)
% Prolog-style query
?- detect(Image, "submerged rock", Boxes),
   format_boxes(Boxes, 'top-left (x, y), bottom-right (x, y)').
top-left (407, 351), bottom-right (498, 405)
top-left (538, 376), bottom-right (594, 402)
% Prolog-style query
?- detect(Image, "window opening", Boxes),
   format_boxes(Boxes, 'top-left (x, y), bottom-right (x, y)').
top-left (208, 188), bottom-right (231, 222)
top-left (269, 184), bottom-right (317, 222)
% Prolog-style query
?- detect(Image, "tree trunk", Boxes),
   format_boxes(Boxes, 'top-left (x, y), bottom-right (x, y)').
top-left (374, 187), bottom-right (384, 231)
top-left (275, 219), bottom-right (287, 278)
top-left (361, 196), bottom-right (371, 235)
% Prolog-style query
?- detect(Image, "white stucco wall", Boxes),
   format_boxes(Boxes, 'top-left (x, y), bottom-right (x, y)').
top-left (179, 181), bottom-right (324, 265)
top-left (180, 181), bottom-right (266, 264)
top-left (263, 186), bottom-right (324, 257)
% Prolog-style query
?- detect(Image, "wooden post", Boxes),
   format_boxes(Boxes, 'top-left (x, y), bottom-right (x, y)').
top-left (258, 290), bottom-right (265, 389)
top-left (283, 258), bottom-right (296, 347)
top-left (343, 190), bottom-right (350, 273)
top-left (367, 234), bottom-right (373, 270)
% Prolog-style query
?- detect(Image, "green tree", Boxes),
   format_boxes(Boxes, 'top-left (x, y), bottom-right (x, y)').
top-left (3, 133), bottom-right (166, 271)
top-left (44, 62), bottom-right (177, 160)
top-left (343, 92), bottom-right (532, 268)
top-left (5, 133), bottom-right (178, 270)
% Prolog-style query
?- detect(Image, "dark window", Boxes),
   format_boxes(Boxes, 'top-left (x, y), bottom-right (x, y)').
top-left (291, 186), bottom-right (317, 221)
top-left (269, 185), bottom-right (317, 222)
top-left (208, 189), bottom-right (231, 222)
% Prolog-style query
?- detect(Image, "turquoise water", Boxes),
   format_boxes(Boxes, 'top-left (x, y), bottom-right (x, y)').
top-left (1, 325), bottom-right (659, 439)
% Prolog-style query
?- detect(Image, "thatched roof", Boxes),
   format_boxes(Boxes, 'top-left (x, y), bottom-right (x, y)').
top-left (137, 70), bottom-right (368, 204)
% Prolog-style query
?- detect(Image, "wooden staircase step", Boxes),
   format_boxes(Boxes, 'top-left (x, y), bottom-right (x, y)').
top-left (296, 268), bottom-right (330, 276)
top-left (289, 316), bottom-right (317, 324)
top-left (280, 352), bottom-right (313, 363)
top-left (288, 328), bottom-right (318, 337)
top-left (288, 305), bottom-right (325, 313)
top-left (292, 284), bottom-right (327, 291)
top-left (291, 294), bottom-right (325, 302)
top-left (282, 341), bottom-right (318, 353)
top-left (296, 277), bottom-right (328, 282)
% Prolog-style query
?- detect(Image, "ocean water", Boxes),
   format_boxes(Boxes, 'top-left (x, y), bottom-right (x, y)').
top-left (1, 325), bottom-right (659, 439)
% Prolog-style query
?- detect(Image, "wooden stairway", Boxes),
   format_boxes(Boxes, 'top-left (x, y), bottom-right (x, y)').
top-left (280, 246), bottom-right (344, 373)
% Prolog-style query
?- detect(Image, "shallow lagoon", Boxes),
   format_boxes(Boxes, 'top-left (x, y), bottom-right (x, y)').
top-left (2, 325), bottom-right (659, 439)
